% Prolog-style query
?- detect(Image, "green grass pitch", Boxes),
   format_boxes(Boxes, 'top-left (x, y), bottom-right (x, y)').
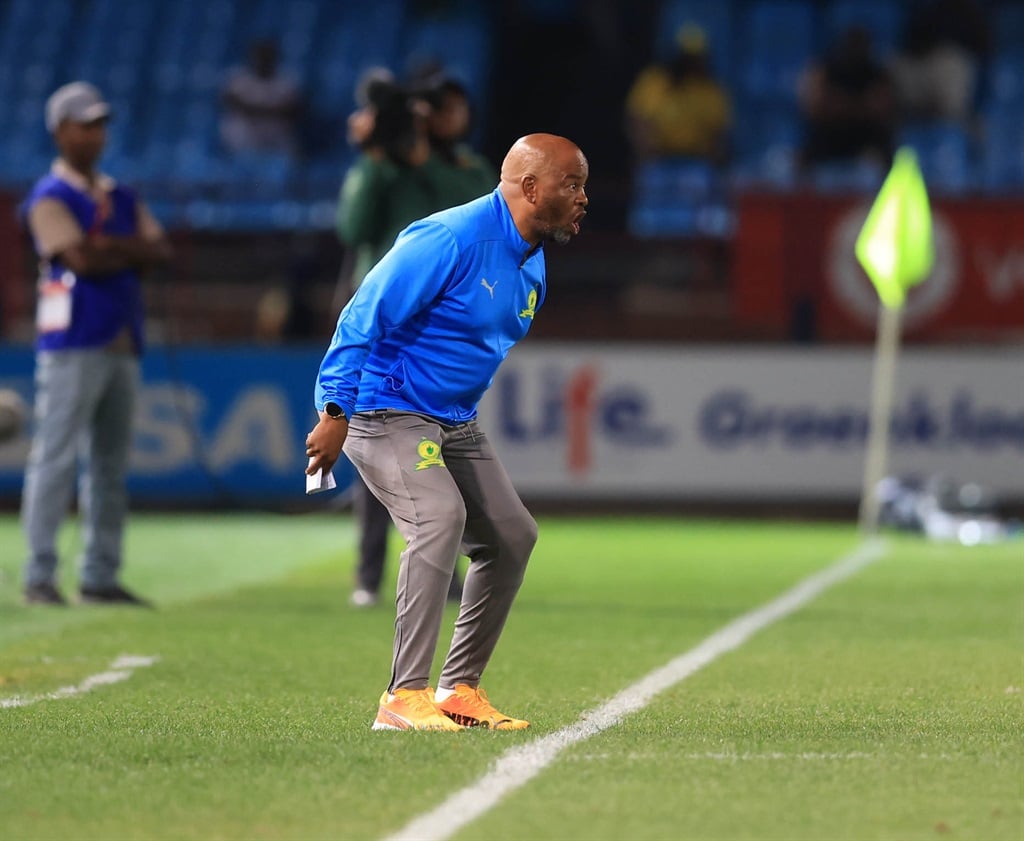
top-left (0, 512), bottom-right (1020, 840)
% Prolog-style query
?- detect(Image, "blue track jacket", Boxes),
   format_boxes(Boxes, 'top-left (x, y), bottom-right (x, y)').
top-left (316, 188), bottom-right (545, 424)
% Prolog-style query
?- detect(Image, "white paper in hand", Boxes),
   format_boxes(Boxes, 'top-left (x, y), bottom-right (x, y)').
top-left (305, 457), bottom-right (337, 495)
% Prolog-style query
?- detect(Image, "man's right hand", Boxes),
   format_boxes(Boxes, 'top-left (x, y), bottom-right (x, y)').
top-left (305, 412), bottom-right (349, 475)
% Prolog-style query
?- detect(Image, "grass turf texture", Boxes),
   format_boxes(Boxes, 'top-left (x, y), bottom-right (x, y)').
top-left (0, 513), bottom-right (1020, 840)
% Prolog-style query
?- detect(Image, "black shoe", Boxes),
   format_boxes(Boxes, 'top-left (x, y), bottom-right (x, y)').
top-left (24, 582), bottom-right (68, 606)
top-left (79, 584), bottom-right (154, 608)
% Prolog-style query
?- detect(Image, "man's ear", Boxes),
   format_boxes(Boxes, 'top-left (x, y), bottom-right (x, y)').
top-left (522, 174), bottom-right (537, 203)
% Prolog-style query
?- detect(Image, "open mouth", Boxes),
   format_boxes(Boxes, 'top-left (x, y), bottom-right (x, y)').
top-left (571, 213), bottom-right (586, 235)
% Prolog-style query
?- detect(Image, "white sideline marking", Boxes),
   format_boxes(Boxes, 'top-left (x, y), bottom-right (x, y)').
top-left (0, 655), bottom-right (160, 709)
top-left (385, 539), bottom-right (887, 841)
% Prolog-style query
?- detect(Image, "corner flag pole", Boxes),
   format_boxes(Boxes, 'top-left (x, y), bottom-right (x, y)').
top-left (857, 303), bottom-right (902, 532)
top-left (853, 148), bottom-right (935, 534)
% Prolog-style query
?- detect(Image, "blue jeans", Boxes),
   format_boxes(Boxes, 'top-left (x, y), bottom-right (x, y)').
top-left (21, 348), bottom-right (139, 590)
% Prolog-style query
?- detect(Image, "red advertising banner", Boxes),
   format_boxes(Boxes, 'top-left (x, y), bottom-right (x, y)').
top-left (0, 191), bottom-right (30, 339)
top-left (734, 192), bottom-right (1024, 343)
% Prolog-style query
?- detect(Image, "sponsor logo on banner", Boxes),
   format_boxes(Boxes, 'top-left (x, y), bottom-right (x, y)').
top-left (828, 205), bottom-right (959, 328)
top-left (133, 384), bottom-right (297, 472)
top-left (0, 347), bottom-right (351, 501)
top-left (699, 389), bottom-right (1024, 451)
top-left (496, 363), bottom-right (672, 474)
top-left (975, 244), bottom-right (1024, 302)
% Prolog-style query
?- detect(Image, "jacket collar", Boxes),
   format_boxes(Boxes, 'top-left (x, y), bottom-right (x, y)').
top-left (491, 187), bottom-right (543, 266)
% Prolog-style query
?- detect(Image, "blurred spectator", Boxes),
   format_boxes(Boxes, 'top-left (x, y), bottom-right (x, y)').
top-left (624, 24), bottom-right (733, 166)
top-left (219, 39), bottom-right (304, 158)
top-left (888, 0), bottom-right (991, 124)
top-left (337, 70), bottom-right (495, 291)
top-left (418, 76), bottom-right (496, 195)
top-left (334, 69), bottom-right (496, 608)
top-left (798, 25), bottom-right (896, 169)
top-left (20, 82), bottom-right (172, 607)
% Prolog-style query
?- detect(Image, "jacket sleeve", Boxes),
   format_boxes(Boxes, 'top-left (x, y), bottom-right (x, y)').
top-left (315, 220), bottom-right (461, 417)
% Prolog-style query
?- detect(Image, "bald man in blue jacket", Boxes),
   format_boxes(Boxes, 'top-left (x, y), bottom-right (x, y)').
top-left (306, 133), bottom-right (589, 731)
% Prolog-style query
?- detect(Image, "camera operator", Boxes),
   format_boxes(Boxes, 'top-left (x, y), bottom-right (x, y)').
top-left (334, 68), bottom-right (497, 609)
top-left (416, 76), bottom-right (495, 197)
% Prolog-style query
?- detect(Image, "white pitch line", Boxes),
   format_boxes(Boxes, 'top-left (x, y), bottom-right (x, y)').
top-left (385, 538), bottom-right (888, 841)
top-left (0, 654), bottom-right (160, 709)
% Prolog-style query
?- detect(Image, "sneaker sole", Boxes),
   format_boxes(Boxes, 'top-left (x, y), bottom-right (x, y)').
top-left (373, 707), bottom-right (412, 730)
top-left (371, 720), bottom-right (404, 731)
top-left (372, 708), bottom-right (463, 732)
top-left (371, 720), bottom-right (463, 732)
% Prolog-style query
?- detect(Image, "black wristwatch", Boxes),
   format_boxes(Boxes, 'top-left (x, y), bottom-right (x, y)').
top-left (324, 402), bottom-right (345, 420)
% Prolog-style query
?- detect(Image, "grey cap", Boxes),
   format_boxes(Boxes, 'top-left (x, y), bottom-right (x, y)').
top-left (45, 81), bottom-right (111, 133)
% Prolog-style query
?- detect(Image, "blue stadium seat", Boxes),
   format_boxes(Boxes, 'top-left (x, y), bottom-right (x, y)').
top-left (145, 198), bottom-right (185, 229)
top-left (653, 0), bottom-right (735, 86)
top-left (634, 158), bottom-right (717, 203)
top-left (694, 201), bottom-right (735, 238)
top-left (276, 2), bottom-right (323, 86)
top-left (101, 96), bottom-right (144, 159)
top-left (14, 94), bottom-right (47, 138)
top-left (21, 63), bottom-right (58, 99)
top-left (401, 14), bottom-right (491, 106)
top-left (302, 158), bottom-right (349, 202)
top-left (988, 51), bottom-right (1024, 106)
top-left (628, 201), bottom-right (734, 239)
top-left (629, 204), bottom-right (699, 237)
top-left (898, 122), bottom-right (972, 195)
top-left (239, 0), bottom-right (288, 40)
top-left (733, 103), bottom-right (802, 186)
top-left (809, 159), bottom-right (885, 194)
top-left (738, 0), bottom-right (817, 103)
top-left (311, 6), bottom-right (405, 115)
top-left (186, 198), bottom-right (301, 230)
top-left (67, 1), bottom-right (159, 88)
top-left (217, 152), bottom-right (296, 201)
top-left (981, 109), bottom-right (1024, 191)
top-left (305, 199), bottom-right (339, 230)
top-left (991, 2), bottom-right (1024, 56)
top-left (628, 157), bottom-right (730, 238)
top-left (823, 0), bottom-right (904, 58)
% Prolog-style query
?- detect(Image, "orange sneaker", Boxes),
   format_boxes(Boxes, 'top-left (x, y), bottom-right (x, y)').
top-left (435, 685), bottom-right (530, 730)
top-left (372, 688), bottom-right (464, 731)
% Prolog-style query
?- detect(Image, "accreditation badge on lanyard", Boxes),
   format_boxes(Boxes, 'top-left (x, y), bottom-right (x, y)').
top-left (36, 270), bottom-right (75, 333)
top-left (36, 189), bottom-right (110, 334)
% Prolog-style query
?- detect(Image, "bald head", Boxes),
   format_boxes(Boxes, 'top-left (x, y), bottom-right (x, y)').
top-left (500, 133), bottom-right (584, 188)
top-left (499, 134), bottom-right (589, 246)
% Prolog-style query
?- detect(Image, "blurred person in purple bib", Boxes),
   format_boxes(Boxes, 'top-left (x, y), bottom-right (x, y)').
top-left (20, 82), bottom-right (172, 607)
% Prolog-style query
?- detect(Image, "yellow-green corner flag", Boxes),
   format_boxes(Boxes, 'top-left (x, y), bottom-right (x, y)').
top-left (855, 147), bottom-right (935, 309)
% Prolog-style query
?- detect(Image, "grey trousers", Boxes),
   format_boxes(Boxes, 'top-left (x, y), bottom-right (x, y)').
top-left (21, 348), bottom-right (138, 590)
top-left (352, 476), bottom-right (393, 594)
top-left (352, 475), bottom-right (463, 599)
top-left (343, 411), bottom-right (537, 692)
